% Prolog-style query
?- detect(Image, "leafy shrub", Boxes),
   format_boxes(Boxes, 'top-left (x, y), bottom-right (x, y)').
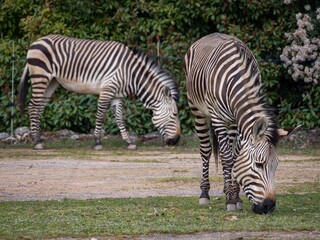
top-left (0, 0), bottom-right (319, 135)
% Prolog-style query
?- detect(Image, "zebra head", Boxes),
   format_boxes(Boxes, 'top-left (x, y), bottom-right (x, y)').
top-left (151, 86), bottom-right (181, 146)
top-left (233, 116), bottom-right (279, 214)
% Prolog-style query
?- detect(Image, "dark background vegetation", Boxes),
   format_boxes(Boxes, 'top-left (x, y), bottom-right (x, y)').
top-left (1, 0), bottom-right (319, 135)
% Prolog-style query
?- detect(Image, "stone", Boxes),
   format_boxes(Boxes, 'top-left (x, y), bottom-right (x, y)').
top-left (4, 136), bottom-right (17, 144)
top-left (14, 127), bottom-right (30, 141)
top-left (57, 129), bottom-right (74, 137)
top-left (71, 134), bottom-right (79, 140)
top-left (0, 132), bottom-right (10, 141)
top-left (128, 132), bottom-right (139, 143)
top-left (143, 131), bottom-right (161, 140)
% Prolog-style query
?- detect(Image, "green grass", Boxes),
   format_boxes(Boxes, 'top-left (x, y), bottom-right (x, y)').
top-left (277, 141), bottom-right (320, 156)
top-left (155, 176), bottom-right (223, 184)
top-left (0, 193), bottom-right (319, 239)
top-left (286, 182), bottom-right (320, 193)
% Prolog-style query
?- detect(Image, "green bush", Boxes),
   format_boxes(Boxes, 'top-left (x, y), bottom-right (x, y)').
top-left (0, 0), bottom-right (318, 135)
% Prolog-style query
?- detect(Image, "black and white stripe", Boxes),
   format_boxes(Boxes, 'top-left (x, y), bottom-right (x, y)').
top-left (19, 35), bottom-right (180, 150)
top-left (185, 33), bottom-right (281, 214)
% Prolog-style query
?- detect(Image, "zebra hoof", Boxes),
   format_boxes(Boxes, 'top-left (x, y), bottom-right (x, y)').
top-left (236, 201), bottom-right (243, 211)
top-left (199, 198), bottom-right (210, 205)
top-left (94, 144), bottom-right (103, 151)
top-left (227, 202), bottom-right (243, 211)
top-left (34, 143), bottom-right (44, 150)
top-left (226, 203), bottom-right (237, 211)
top-left (127, 144), bottom-right (137, 150)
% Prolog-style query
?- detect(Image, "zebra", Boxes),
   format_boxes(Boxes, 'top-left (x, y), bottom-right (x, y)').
top-left (18, 35), bottom-right (181, 150)
top-left (184, 33), bottom-right (295, 214)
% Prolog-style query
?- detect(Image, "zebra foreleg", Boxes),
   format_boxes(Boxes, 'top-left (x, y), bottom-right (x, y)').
top-left (215, 126), bottom-right (242, 211)
top-left (224, 179), bottom-right (243, 211)
top-left (111, 98), bottom-right (137, 150)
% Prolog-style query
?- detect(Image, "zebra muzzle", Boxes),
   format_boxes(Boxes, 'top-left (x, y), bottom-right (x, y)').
top-left (252, 198), bottom-right (276, 214)
top-left (165, 134), bottom-right (180, 146)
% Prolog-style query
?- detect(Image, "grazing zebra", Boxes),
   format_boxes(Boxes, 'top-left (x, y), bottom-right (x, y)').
top-left (185, 33), bottom-right (294, 214)
top-left (18, 35), bottom-right (181, 150)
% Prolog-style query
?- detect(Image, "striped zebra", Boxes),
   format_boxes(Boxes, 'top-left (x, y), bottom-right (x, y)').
top-left (185, 33), bottom-right (294, 214)
top-left (18, 35), bottom-right (181, 150)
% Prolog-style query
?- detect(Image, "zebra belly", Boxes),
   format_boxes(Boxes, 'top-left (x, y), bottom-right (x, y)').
top-left (57, 78), bottom-right (102, 95)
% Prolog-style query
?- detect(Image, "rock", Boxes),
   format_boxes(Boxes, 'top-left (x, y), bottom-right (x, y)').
top-left (128, 132), bottom-right (139, 143)
top-left (71, 134), bottom-right (79, 140)
top-left (142, 131), bottom-right (161, 140)
top-left (78, 134), bottom-right (92, 140)
top-left (4, 136), bottom-right (17, 144)
top-left (40, 135), bottom-right (48, 141)
top-left (57, 129), bottom-right (74, 137)
top-left (14, 127), bottom-right (30, 141)
top-left (0, 132), bottom-right (10, 141)
top-left (284, 127), bottom-right (320, 148)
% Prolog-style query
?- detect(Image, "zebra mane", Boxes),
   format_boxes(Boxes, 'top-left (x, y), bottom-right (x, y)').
top-left (262, 104), bottom-right (280, 147)
top-left (232, 40), bottom-right (280, 146)
top-left (131, 48), bottom-right (179, 102)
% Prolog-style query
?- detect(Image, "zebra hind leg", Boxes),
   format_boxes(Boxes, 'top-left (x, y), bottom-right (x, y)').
top-left (29, 101), bottom-right (47, 150)
top-left (194, 115), bottom-right (212, 205)
top-left (199, 142), bottom-right (212, 205)
top-left (29, 78), bottom-right (59, 150)
top-left (111, 98), bottom-right (137, 150)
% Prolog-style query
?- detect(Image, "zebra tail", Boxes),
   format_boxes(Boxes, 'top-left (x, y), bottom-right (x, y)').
top-left (210, 125), bottom-right (219, 172)
top-left (18, 64), bottom-right (29, 116)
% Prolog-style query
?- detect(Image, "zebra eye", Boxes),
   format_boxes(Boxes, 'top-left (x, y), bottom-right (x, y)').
top-left (255, 162), bottom-right (264, 170)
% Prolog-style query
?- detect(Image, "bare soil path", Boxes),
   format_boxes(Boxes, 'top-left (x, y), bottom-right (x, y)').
top-left (0, 148), bottom-right (319, 201)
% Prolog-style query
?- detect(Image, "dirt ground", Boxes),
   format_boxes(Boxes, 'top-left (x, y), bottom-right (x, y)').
top-left (0, 148), bottom-right (319, 201)
top-left (0, 147), bottom-right (320, 239)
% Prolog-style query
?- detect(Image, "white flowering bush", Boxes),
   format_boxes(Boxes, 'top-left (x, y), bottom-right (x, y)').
top-left (279, 2), bottom-right (320, 128)
top-left (280, 5), bottom-right (320, 84)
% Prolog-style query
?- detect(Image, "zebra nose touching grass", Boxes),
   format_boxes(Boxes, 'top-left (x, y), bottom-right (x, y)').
top-left (185, 33), bottom-right (298, 214)
top-left (18, 35), bottom-right (180, 150)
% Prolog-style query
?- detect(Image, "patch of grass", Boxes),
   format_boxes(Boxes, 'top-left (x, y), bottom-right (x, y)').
top-left (2, 134), bottom-right (320, 157)
top-left (0, 148), bottom-right (98, 161)
top-left (110, 158), bottom-right (163, 163)
top-left (155, 176), bottom-right (223, 184)
top-left (0, 193), bottom-right (319, 239)
top-left (278, 142), bottom-right (320, 156)
top-left (283, 182), bottom-right (320, 194)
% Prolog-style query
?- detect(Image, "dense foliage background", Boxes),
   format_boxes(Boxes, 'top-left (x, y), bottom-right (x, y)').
top-left (1, 0), bottom-right (319, 135)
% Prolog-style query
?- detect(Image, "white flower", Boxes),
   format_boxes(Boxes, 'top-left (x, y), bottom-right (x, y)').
top-left (282, 6), bottom-right (319, 84)
top-left (304, 5), bottom-right (311, 11)
top-left (316, 8), bottom-right (320, 20)
top-left (296, 13), bottom-right (303, 20)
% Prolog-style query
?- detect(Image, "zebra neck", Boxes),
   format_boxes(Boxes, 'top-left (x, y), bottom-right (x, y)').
top-left (127, 49), bottom-right (178, 110)
top-left (128, 61), bottom-right (166, 110)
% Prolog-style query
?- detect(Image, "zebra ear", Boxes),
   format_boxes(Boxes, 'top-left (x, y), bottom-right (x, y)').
top-left (252, 116), bottom-right (268, 142)
top-left (163, 86), bottom-right (172, 102)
